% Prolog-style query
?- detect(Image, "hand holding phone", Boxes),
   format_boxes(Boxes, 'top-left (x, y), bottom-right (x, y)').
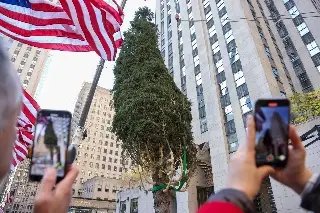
top-left (29, 110), bottom-right (72, 182)
top-left (254, 99), bottom-right (290, 168)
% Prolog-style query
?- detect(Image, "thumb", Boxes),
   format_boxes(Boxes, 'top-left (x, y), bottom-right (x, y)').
top-left (258, 166), bottom-right (275, 180)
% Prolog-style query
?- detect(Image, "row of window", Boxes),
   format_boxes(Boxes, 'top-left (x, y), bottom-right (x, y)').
top-left (266, 0), bottom-right (314, 93)
top-left (85, 130), bottom-right (115, 139)
top-left (78, 155), bottom-right (127, 166)
top-left (80, 165), bottom-right (125, 176)
top-left (79, 147), bottom-right (120, 156)
top-left (187, 0), bottom-right (208, 134)
top-left (283, 0), bottom-right (320, 73)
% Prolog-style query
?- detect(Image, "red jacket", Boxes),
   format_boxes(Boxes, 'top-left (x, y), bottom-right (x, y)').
top-left (196, 189), bottom-right (255, 213)
top-left (197, 201), bottom-right (243, 213)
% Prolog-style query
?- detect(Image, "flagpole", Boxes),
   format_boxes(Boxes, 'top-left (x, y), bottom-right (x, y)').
top-left (71, 0), bottom-right (128, 147)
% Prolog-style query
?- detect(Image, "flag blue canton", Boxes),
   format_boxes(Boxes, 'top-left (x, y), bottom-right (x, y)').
top-left (0, 0), bottom-right (31, 8)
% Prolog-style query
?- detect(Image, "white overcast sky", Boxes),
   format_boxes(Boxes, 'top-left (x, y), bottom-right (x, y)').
top-left (36, 0), bottom-right (157, 112)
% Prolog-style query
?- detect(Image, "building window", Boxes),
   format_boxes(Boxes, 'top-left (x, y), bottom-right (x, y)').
top-left (130, 199), bottom-right (138, 213)
top-left (272, 67), bottom-right (279, 78)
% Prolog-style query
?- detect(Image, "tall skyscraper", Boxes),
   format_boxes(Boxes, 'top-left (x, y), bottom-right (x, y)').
top-left (155, 0), bottom-right (319, 212)
top-left (71, 82), bottom-right (131, 199)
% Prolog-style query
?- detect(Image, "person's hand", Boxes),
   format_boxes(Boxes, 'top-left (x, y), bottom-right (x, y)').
top-left (271, 125), bottom-right (312, 194)
top-left (34, 165), bottom-right (79, 213)
top-left (226, 115), bottom-right (275, 200)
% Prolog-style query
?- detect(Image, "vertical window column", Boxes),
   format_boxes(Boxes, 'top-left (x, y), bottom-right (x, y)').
top-left (247, 0), bottom-right (286, 96)
top-left (167, 0), bottom-right (174, 78)
top-left (215, 0), bottom-right (253, 142)
top-left (256, 0), bottom-right (296, 92)
top-left (160, 0), bottom-right (165, 60)
top-left (283, 0), bottom-right (320, 73)
top-left (203, 0), bottom-right (238, 154)
top-left (175, 0), bottom-right (187, 96)
top-left (187, 0), bottom-right (208, 133)
top-left (265, 0), bottom-right (314, 93)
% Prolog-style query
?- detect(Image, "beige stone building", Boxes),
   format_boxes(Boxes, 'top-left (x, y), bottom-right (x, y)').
top-left (155, 0), bottom-right (319, 212)
top-left (72, 82), bottom-right (132, 199)
top-left (0, 34), bottom-right (50, 96)
top-left (0, 34), bottom-right (50, 213)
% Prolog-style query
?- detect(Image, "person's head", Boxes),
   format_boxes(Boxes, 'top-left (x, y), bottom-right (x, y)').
top-left (0, 40), bottom-right (22, 177)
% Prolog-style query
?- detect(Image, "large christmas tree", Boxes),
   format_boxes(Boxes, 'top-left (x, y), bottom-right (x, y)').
top-left (112, 7), bottom-right (197, 212)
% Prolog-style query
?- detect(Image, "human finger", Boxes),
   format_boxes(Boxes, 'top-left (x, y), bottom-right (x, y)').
top-left (56, 165), bottom-right (79, 191)
top-left (245, 115), bottom-right (256, 152)
top-left (257, 165), bottom-right (275, 180)
top-left (289, 125), bottom-right (304, 150)
top-left (39, 168), bottom-right (57, 195)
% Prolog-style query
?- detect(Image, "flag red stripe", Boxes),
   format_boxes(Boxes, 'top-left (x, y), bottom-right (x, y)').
top-left (14, 146), bottom-right (26, 162)
top-left (89, 0), bottom-right (118, 35)
top-left (69, 0), bottom-right (102, 57)
top-left (22, 104), bottom-right (36, 125)
top-left (0, 6), bottom-right (73, 26)
top-left (101, 10), bottom-right (117, 60)
top-left (31, 3), bottom-right (65, 12)
top-left (0, 29), bottom-right (92, 51)
top-left (83, 0), bottom-right (112, 61)
top-left (0, 20), bottom-right (85, 40)
top-left (23, 90), bottom-right (40, 111)
top-left (15, 144), bottom-right (28, 157)
top-left (90, 0), bottom-right (123, 25)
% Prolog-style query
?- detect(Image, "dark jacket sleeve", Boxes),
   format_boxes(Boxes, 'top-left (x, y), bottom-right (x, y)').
top-left (301, 174), bottom-right (320, 212)
top-left (206, 189), bottom-right (255, 213)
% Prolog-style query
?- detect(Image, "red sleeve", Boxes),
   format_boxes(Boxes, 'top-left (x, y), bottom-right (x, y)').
top-left (197, 201), bottom-right (244, 213)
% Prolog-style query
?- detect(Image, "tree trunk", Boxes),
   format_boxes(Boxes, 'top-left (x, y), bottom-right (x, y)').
top-left (55, 146), bottom-right (61, 164)
top-left (153, 190), bottom-right (176, 213)
top-left (49, 147), bottom-right (54, 164)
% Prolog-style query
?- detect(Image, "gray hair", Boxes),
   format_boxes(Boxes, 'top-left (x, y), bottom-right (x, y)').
top-left (0, 40), bottom-right (22, 130)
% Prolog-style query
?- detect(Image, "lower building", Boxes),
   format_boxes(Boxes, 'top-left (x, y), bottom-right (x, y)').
top-left (116, 189), bottom-right (155, 213)
top-left (81, 177), bottom-right (123, 202)
top-left (69, 197), bottom-right (116, 213)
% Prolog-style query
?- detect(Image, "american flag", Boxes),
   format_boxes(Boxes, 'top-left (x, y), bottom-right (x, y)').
top-left (0, 0), bottom-right (123, 60)
top-left (11, 90), bottom-right (40, 170)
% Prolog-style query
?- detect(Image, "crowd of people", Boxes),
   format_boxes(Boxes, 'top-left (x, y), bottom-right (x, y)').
top-left (0, 39), bottom-right (319, 213)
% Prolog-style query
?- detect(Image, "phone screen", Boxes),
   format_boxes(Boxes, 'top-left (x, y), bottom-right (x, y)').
top-left (254, 99), bottom-right (290, 167)
top-left (30, 110), bottom-right (71, 181)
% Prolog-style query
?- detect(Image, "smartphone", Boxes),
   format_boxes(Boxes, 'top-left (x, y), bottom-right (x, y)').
top-left (254, 99), bottom-right (290, 168)
top-left (29, 109), bottom-right (72, 182)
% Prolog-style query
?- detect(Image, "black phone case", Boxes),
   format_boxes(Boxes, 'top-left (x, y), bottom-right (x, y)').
top-left (29, 109), bottom-right (72, 183)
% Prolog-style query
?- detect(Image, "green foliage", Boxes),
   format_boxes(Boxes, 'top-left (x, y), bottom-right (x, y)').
top-left (112, 7), bottom-right (196, 185)
top-left (290, 90), bottom-right (320, 124)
